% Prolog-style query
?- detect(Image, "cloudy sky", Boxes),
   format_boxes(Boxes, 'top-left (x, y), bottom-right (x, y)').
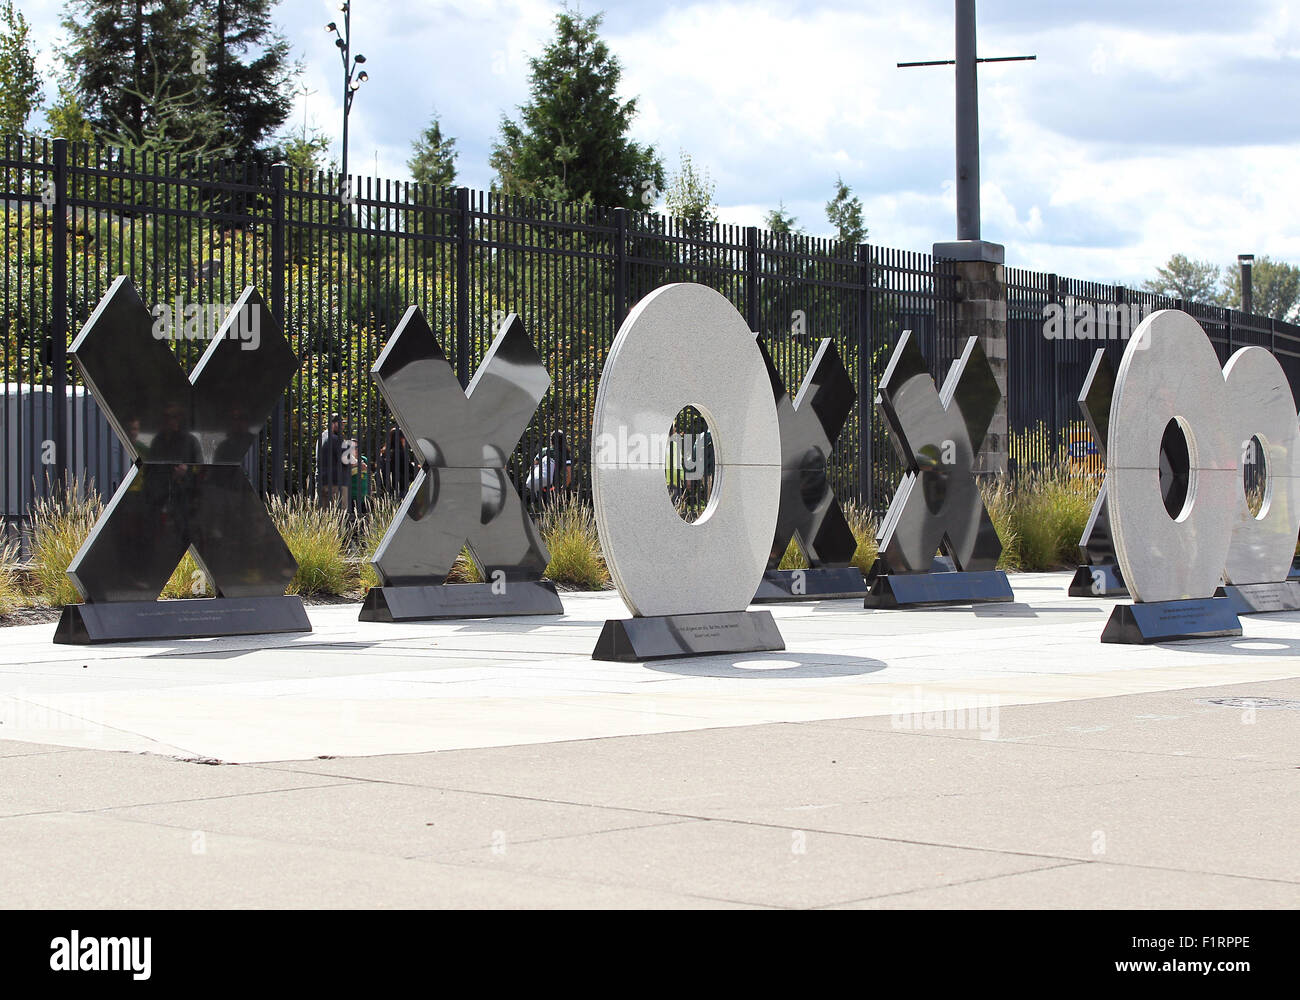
top-left (22, 0), bottom-right (1300, 285)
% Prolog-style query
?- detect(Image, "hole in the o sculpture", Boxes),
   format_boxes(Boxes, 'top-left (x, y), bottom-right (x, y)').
top-left (1159, 418), bottom-right (1193, 520)
top-left (666, 406), bottom-right (716, 524)
top-left (1243, 434), bottom-right (1267, 518)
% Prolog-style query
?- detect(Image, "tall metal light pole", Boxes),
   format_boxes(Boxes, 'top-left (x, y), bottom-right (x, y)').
top-left (899, 0), bottom-right (1035, 246)
top-left (326, 3), bottom-right (368, 193)
top-left (1238, 254), bottom-right (1255, 315)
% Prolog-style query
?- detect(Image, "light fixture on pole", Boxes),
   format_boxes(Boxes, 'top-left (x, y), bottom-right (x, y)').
top-left (325, 3), bottom-right (368, 197)
top-left (1238, 254), bottom-right (1255, 315)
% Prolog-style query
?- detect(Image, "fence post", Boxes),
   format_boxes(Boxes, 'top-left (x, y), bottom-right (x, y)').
top-left (1225, 305), bottom-right (1233, 355)
top-left (745, 227), bottom-right (759, 330)
top-left (269, 162), bottom-right (287, 495)
top-left (455, 187), bottom-right (471, 387)
top-left (613, 208), bottom-right (627, 328)
top-left (50, 138), bottom-right (69, 492)
top-left (857, 243), bottom-right (873, 511)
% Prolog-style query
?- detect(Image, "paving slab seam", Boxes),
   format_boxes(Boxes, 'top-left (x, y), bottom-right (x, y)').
top-left (810, 860), bottom-right (1089, 909)
top-left (0, 779), bottom-right (368, 822)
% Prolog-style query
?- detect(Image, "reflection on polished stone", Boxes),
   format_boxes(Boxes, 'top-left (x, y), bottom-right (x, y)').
top-left (758, 337), bottom-right (858, 569)
top-left (66, 276), bottom-right (299, 605)
top-left (873, 330), bottom-right (1002, 573)
top-left (369, 306), bottom-right (551, 586)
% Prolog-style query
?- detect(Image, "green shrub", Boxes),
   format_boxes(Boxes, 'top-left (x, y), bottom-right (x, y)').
top-left (161, 550), bottom-right (208, 600)
top-left (1014, 468), bottom-right (1097, 570)
top-left (266, 495), bottom-right (349, 596)
top-left (537, 496), bottom-right (609, 590)
top-left (980, 467), bottom-right (1098, 572)
top-left (357, 493), bottom-right (403, 590)
top-left (980, 475), bottom-right (1022, 572)
top-left (841, 500), bottom-right (879, 576)
top-left (28, 481), bottom-right (103, 606)
top-left (0, 540), bottom-right (23, 614)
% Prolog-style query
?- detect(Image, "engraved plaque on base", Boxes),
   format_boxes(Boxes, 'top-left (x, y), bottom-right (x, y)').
top-left (1101, 598), bottom-right (1242, 644)
top-left (592, 610), bottom-right (785, 662)
top-left (55, 596), bottom-right (310, 645)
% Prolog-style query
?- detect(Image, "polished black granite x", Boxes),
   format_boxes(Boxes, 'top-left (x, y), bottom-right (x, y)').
top-left (366, 306), bottom-right (559, 617)
top-left (873, 330), bottom-right (1003, 575)
top-left (758, 337), bottom-right (859, 570)
top-left (64, 277), bottom-right (301, 615)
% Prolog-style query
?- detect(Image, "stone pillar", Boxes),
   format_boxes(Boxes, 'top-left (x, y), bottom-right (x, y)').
top-left (934, 240), bottom-right (1008, 476)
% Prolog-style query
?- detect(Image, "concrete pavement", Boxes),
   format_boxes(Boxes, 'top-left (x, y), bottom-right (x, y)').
top-left (0, 571), bottom-right (1296, 907)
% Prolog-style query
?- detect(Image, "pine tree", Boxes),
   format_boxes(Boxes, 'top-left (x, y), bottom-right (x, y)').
top-left (765, 202), bottom-right (800, 234)
top-left (44, 81), bottom-right (94, 143)
top-left (825, 176), bottom-right (867, 246)
top-left (0, 0), bottom-right (42, 136)
top-left (60, 0), bottom-right (201, 143)
top-left (201, 0), bottom-right (294, 159)
top-left (490, 9), bottom-right (662, 209)
top-left (408, 113), bottom-right (458, 188)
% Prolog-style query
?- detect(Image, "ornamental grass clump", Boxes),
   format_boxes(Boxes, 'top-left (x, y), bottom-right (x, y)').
top-left (266, 495), bottom-right (350, 596)
top-left (28, 480), bottom-right (103, 607)
top-left (537, 495), bottom-right (609, 590)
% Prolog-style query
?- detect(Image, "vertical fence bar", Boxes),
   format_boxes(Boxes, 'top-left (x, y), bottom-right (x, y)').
top-left (49, 138), bottom-right (68, 491)
top-left (613, 207), bottom-right (627, 327)
top-left (269, 162), bottom-right (287, 495)
top-left (745, 226), bottom-right (759, 330)
top-left (455, 186), bottom-right (470, 386)
top-left (856, 242), bottom-right (872, 509)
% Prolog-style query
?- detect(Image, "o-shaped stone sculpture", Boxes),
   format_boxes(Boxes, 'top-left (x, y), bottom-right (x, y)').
top-left (1108, 310), bottom-right (1236, 605)
top-left (1222, 346), bottom-right (1300, 588)
top-left (1103, 310), bottom-right (1242, 641)
top-left (590, 283), bottom-right (785, 660)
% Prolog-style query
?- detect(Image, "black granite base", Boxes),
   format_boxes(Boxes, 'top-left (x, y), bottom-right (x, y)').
top-left (1215, 581), bottom-right (1300, 616)
top-left (1068, 562), bottom-right (1128, 598)
top-left (54, 595), bottom-right (311, 645)
top-left (592, 610), bottom-right (785, 662)
top-left (864, 570), bottom-right (1013, 609)
top-left (1101, 597), bottom-right (1241, 644)
top-left (751, 567), bottom-right (868, 603)
top-left (359, 581), bottom-right (563, 622)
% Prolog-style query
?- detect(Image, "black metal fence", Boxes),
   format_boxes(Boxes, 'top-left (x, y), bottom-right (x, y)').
top-left (3, 136), bottom-right (1297, 529)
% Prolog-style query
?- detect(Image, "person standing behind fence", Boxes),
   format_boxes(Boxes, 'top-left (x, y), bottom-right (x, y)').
top-left (524, 430), bottom-right (574, 505)
top-left (316, 413), bottom-right (347, 508)
top-left (378, 422), bottom-right (416, 494)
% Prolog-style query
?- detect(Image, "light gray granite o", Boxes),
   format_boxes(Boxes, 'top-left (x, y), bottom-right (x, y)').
top-left (1222, 346), bottom-right (1300, 585)
top-left (591, 284), bottom-right (781, 617)
top-left (1108, 310), bottom-right (1235, 604)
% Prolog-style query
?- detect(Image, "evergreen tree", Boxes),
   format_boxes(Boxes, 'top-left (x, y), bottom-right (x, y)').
top-left (60, 0), bottom-right (201, 143)
top-left (490, 9), bottom-right (662, 209)
top-left (825, 176), bottom-right (867, 246)
top-left (201, 0), bottom-right (295, 159)
top-left (43, 80), bottom-right (94, 142)
top-left (0, 0), bottom-right (41, 136)
top-left (765, 202), bottom-right (800, 234)
top-left (408, 113), bottom-right (458, 188)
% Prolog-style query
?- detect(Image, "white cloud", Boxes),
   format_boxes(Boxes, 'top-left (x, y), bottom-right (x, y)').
top-left (17, 0), bottom-right (1300, 285)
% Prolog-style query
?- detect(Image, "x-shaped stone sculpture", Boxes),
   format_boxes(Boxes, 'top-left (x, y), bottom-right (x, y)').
top-left (875, 330), bottom-right (1002, 573)
top-left (370, 307), bottom-right (551, 585)
top-left (1077, 349), bottom-right (1119, 567)
top-left (66, 276), bottom-right (299, 603)
top-left (758, 336), bottom-right (858, 568)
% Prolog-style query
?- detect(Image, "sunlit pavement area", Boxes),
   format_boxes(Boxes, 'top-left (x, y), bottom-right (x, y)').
top-left (0, 570), bottom-right (1297, 908)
